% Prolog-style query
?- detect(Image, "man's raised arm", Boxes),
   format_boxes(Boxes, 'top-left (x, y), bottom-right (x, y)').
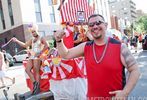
top-left (54, 30), bottom-right (85, 59)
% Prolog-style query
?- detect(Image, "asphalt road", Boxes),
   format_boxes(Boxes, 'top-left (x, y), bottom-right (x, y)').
top-left (0, 63), bottom-right (29, 100)
top-left (129, 50), bottom-right (147, 99)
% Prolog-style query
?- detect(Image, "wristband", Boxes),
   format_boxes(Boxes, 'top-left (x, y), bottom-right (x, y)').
top-left (56, 39), bottom-right (62, 43)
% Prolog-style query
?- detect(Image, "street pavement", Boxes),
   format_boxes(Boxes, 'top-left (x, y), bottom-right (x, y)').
top-left (129, 50), bottom-right (147, 99)
top-left (0, 49), bottom-right (147, 100)
top-left (0, 63), bottom-right (29, 100)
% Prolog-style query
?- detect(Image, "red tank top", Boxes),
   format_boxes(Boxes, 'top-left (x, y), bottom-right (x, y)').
top-left (84, 38), bottom-right (126, 98)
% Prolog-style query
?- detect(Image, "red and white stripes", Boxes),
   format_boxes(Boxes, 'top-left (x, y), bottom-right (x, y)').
top-left (60, 0), bottom-right (94, 23)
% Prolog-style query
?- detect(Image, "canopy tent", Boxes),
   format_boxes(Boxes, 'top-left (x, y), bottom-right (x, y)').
top-left (60, 0), bottom-right (95, 23)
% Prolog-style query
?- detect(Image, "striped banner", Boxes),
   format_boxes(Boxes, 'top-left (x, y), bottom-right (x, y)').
top-left (60, 0), bottom-right (94, 23)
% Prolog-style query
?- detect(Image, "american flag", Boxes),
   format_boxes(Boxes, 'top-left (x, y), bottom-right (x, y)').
top-left (60, 0), bottom-right (95, 23)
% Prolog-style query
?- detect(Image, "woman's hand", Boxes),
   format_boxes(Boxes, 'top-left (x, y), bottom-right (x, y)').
top-left (12, 37), bottom-right (18, 42)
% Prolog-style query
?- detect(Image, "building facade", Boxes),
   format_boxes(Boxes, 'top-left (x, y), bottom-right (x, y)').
top-left (94, 0), bottom-right (111, 28)
top-left (0, 0), bottom-right (63, 55)
top-left (108, 0), bottom-right (137, 32)
top-left (0, 0), bottom-right (111, 55)
top-left (136, 10), bottom-right (146, 18)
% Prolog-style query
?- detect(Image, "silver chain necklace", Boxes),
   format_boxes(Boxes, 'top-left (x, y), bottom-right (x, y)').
top-left (92, 40), bottom-right (108, 64)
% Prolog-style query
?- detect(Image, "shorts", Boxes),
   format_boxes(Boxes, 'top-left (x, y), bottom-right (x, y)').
top-left (29, 56), bottom-right (38, 59)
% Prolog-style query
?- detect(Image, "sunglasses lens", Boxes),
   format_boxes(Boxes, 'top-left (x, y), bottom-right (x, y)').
top-left (96, 21), bottom-right (103, 26)
top-left (96, 21), bottom-right (100, 26)
top-left (88, 23), bottom-right (94, 27)
top-left (88, 21), bottom-right (104, 27)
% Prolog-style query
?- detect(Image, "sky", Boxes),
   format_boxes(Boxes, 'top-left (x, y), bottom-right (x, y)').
top-left (133, 0), bottom-right (147, 13)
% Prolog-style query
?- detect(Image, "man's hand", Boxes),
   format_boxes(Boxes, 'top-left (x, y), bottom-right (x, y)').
top-left (54, 30), bottom-right (65, 42)
top-left (109, 90), bottom-right (128, 100)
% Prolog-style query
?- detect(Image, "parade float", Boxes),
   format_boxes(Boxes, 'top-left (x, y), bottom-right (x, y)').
top-left (10, 0), bottom-right (95, 99)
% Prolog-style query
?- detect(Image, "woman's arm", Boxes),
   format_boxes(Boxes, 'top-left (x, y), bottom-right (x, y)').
top-left (12, 37), bottom-right (32, 48)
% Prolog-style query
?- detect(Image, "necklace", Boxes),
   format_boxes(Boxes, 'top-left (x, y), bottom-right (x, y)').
top-left (92, 40), bottom-right (108, 64)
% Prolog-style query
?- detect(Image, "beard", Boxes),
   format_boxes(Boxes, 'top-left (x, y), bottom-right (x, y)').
top-left (93, 33), bottom-right (102, 39)
top-left (91, 27), bottom-right (102, 39)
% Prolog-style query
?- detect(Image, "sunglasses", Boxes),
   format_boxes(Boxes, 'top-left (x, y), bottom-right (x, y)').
top-left (88, 20), bottom-right (104, 27)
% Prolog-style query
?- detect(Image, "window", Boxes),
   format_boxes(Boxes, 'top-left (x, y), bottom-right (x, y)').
top-left (4, 38), bottom-right (8, 43)
top-left (50, 14), bottom-right (55, 23)
top-left (48, 0), bottom-right (57, 5)
top-left (50, 6), bottom-right (55, 23)
top-left (108, 0), bottom-right (117, 3)
top-left (48, 0), bottom-right (53, 5)
top-left (10, 16), bottom-right (14, 25)
top-left (1, 16), bottom-right (6, 29)
top-left (124, 12), bottom-right (127, 15)
top-left (112, 10), bottom-right (116, 13)
top-left (39, 31), bottom-right (45, 37)
top-left (34, 0), bottom-right (42, 22)
top-left (36, 13), bottom-right (42, 22)
top-left (123, 8), bottom-right (127, 10)
top-left (0, 1), bottom-right (6, 29)
top-left (111, 5), bottom-right (115, 8)
top-left (7, 0), bottom-right (14, 26)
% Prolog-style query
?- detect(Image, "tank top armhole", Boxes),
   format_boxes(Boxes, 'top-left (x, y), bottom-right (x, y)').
top-left (84, 40), bottom-right (93, 56)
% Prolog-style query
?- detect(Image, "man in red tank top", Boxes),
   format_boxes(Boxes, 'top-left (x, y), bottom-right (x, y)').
top-left (54, 14), bottom-right (140, 99)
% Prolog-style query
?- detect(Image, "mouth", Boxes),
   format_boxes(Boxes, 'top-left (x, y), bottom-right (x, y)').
top-left (33, 34), bottom-right (38, 37)
top-left (91, 27), bottom-right (102, 33)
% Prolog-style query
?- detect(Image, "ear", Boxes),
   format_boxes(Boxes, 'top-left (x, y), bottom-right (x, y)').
top-left (105, 22), bottom-right (108, 27)
top-left (104, 22), bottom-right (108, 29)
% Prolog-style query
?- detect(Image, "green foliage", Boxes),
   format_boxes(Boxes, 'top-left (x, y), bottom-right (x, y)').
top-left (135, 15), bottom-right (147, 33)
top-left (47, 39), bottom-right (55, 48)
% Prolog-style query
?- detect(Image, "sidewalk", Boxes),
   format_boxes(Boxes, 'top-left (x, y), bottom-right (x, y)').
top-left (129, 43), bottom-right (144, 55)
top-left (0, 65), bottom-right (30, 100)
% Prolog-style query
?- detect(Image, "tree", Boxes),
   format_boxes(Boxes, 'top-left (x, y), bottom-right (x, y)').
top-left (135, 15), bottom-right (147, 34)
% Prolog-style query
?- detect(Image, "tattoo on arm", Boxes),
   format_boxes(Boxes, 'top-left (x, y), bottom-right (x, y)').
top-left (121, 44), bottom-right (137, 68)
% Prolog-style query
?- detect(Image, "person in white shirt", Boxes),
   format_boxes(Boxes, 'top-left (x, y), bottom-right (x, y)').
top-left (0, 50), bottom-right (15, 88)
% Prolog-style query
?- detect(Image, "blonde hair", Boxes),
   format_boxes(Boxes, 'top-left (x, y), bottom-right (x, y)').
top-left (28, 23), bottom-right (38, 31)
top-left (28, 23), bottom-right (40, 35)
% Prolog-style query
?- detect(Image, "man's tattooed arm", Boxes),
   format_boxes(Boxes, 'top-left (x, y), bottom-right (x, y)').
top-left (121, 43), bottom-right (138, 68)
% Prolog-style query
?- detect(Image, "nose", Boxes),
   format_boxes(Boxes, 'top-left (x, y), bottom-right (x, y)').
top-left (93, 23), bottom-right (98, 28)
top-left (93, 23), bottom-right (96, 27)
